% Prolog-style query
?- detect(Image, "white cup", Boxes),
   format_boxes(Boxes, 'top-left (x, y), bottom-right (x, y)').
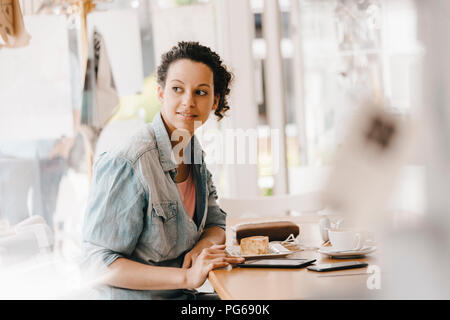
top-left (328, 229), bottom-right (366, 251)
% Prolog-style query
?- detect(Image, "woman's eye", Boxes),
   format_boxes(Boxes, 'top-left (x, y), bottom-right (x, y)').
top-left (172, 87), bottom-right (182, 93)
top-left (196, 90), bottom-right (208, 96)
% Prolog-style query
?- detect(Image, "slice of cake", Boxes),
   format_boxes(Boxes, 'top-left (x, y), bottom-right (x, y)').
top-left (240, 236), bottom-right (269, 255)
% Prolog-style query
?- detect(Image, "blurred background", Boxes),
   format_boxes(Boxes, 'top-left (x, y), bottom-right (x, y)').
top-left (0, 0), bottom-right (448, 299)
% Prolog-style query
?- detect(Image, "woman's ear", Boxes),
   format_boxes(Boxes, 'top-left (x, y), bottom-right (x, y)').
top-left (212, 93), bottom-right (220, 111)
top-left (157, 85), bottom-right (164, 103)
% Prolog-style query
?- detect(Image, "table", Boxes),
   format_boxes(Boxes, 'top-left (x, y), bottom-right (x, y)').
top-left (208, 216), bottom-right (384, 300)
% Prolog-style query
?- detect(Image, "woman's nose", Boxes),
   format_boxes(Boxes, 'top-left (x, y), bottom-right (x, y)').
top-left (181, 92), bottom-right (195, 107)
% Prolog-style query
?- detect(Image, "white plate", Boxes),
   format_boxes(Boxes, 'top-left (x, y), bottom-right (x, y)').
top-left (226, 243), bottom-right (293, 259)
top-left (317, 246), bottom-right (376, 258)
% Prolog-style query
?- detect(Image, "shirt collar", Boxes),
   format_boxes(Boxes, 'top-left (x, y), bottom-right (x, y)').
top-left (152, 112), bottom-right (204, 173)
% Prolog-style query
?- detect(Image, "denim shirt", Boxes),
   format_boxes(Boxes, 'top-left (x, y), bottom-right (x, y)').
top-left (81, 112), bottom-right (226, 300)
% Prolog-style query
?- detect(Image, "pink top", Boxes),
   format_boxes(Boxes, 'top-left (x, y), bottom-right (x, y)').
top-left (176, 168), bottom-right (196, 220)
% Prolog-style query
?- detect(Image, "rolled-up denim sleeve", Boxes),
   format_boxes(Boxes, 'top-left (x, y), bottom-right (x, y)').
top-left (204, 167), bottom-right (226, 230)
top-left (81, 153), bottom-right (146, 270)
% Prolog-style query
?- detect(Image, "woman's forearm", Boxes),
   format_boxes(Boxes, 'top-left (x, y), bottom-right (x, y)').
top-left (198, 226), bottom-right (226, 245)
top-left (106, 257), bottom-right (189, 290)
top-left (104, 227), bottom-right (225, 290)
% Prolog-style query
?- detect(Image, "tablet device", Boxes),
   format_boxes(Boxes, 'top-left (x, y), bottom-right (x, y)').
top-left (237, 258), bottom-right (316, 269)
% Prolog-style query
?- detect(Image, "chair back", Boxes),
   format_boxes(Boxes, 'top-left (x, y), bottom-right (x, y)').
top-left (219, 192), bottom-right (324, 218)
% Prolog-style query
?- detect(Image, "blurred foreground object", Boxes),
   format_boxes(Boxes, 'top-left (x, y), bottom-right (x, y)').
top-left (0, 215), bottom-right (53, 266)
top-left (385, 0), bottom-right (450, 299)
top-left (0, 0), bottom-right (30, 49)
top-left (322, 101), bottom-right (416, 229)
top-left (0, 214), bottom-right (94, 299)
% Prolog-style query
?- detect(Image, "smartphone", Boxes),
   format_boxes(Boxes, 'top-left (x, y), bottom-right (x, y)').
top-left (307, 261), bottom-right (368, 272)
top-left (237, 258), bottom-right (316, 269)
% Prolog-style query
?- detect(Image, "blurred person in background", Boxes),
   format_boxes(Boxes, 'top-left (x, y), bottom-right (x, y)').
top-left (0, 51), bottom-right (84, 228)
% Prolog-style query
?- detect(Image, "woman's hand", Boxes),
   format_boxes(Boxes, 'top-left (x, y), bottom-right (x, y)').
top-left (185, 244), bottom-right (244, 289)
top-left (182, 239), bottom-right (213, 269)
top-left (182, 226), bottom-right (227, 268)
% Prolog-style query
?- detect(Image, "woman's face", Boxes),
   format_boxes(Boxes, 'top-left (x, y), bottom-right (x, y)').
top-left (158, 59), bottom-right (219, 136)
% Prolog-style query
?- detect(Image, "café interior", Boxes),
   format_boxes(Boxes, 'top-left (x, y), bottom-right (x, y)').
top-left (0, 0), bottom-right (449, 300)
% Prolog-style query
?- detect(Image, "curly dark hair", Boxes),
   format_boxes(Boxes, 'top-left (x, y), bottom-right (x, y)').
top-left (157, 41), bottom-right (233, 120)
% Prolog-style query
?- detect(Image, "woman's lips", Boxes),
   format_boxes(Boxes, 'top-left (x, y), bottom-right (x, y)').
top-left (176, 112), bottom-right (198, 120)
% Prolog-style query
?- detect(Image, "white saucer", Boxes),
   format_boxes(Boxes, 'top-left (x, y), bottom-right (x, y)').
top-left (318, 246), bottom-right (376, 258)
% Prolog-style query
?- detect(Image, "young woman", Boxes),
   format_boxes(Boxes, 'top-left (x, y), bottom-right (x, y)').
top-left (81, 42), bottom-right (244, 300)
